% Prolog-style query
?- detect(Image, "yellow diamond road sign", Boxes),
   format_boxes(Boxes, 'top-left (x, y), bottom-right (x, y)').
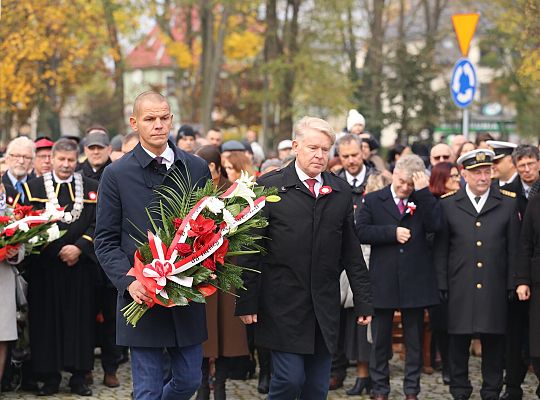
top-left (451, 13), bottom-right (480, 57)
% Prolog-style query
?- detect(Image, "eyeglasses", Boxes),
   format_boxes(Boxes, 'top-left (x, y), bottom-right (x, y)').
top-left (433, 155), bottom-right (450, 161)
top-left (516, 161), bottom-right (538, 171)
top-left (8, 154), bottom-right (33, 161)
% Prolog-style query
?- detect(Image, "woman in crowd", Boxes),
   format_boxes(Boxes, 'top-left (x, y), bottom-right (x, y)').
top-left (428, 162), bottom-right (461, 384)
top-left (342, 173), bottom-right (391, 396)
top-left (222, 152), bottom-right (256, 182)
top-left (515, 193), bottom-right (540, 397)
top-left (456, 141), bottom-right (476, 159)
top-left (0, 185), bottom-right (25, 391)
top-left (194, 146), bottom-right (250, 400)
top-left (387, 144), bottom-right (411, 172)
top-left (429, 162), bottom-right (461, 197)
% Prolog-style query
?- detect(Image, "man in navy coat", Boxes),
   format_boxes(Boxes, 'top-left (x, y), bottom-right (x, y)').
top-left (236, 116), bottom-right (373, 400)
top-left (356, 154), bottom-right (442, 400)
top-left (94, 91), bottom-right (211, 400)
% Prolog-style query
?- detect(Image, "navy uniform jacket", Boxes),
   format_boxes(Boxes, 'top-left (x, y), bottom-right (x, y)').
top-left (235, 162), bottom-right (373, 355)
top-left (94, 141), bottom-right (211, 347)
top-left (434, 186), bottom-right (520, 334)
top-left (356, 186), bottom-right (442, 309)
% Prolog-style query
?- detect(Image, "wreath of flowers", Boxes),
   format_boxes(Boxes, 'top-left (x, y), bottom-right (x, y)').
top-left (122, 169), bottom-right (276, 327)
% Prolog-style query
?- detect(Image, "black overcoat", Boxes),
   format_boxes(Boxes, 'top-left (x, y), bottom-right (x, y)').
top-left (356, 186), bottom-right (441, 309)
top-left (234, 162), bottom-right (373, 355)
top-left (94, 142), bottom-right (212, 347)
top-left (516, 194), bottom-right (540, 356)
top-left (23, 175), bottom-right (100, 373)
top-left (434, 187), bottom-right (520, 334)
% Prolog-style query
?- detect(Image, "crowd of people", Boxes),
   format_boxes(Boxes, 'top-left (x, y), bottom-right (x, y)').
top-left (0, 95), bottom-right (539, 400)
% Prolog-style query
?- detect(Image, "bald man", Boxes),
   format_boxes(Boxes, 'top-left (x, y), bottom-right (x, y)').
top-left (430, 144), bottom-right (454, 167)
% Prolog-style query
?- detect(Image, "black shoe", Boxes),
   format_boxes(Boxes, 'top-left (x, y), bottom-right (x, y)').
top-left (21, 381), bottom-right (40, 392)
top-left (346, 377), bottom-right (372, 396)
top-left (500, 391), bottom-right (522, 400)
top-left (442, 370), bottom-right (451, 385)
top-left (37, 385), bottom-right (59, 396)
top-left (257, 373), bottom-right (270, 394)
top-left (70, 383), bottom-right (93, 396)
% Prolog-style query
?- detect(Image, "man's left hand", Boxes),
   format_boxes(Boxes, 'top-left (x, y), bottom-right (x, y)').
top-left (412, 171), bottom-right (429, 190)
top-left (357, 315), bottom-right (372, 325)
top-left (59, 245), bottom-right (82, 267)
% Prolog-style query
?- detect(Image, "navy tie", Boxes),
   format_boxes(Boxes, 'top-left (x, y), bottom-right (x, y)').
top-left (15, 181), bottom-right (25, 202)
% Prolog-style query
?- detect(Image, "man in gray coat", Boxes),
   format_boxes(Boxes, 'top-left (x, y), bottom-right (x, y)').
top-left (435, 149), bottom-right (520, 400)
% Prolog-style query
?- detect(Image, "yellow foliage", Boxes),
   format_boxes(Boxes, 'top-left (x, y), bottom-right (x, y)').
top-left (224, 30), bottom-right (263, 60)
top-left (0, 0), bottom-right (109, 112)
top-left (162, 34), bottom-right (195, 69)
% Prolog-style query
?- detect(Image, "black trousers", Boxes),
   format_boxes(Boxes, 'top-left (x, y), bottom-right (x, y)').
top-left (503, 299), bottom-right (529, 399)
top-left (98, 285), bottom-right (122, 374)
top-left (369, 308), bottom-right (424, 396)
top-left (449, 334), bottom-right (505, 400)
top-left (330, 307), bottom-right (348, 382)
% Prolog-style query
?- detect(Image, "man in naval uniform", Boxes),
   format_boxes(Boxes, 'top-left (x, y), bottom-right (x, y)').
top-left (23, 138), bottom-right (100, 397)
top-left (487, 140), bottom-right (518, 187)
top-left (434, 149), bottom-right (520, 400)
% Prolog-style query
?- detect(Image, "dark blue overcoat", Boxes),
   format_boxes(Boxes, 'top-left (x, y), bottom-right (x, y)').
top-left (356, 186), bottom-right (441, 309)
top-left (94, 141), bottom-right (211, 347)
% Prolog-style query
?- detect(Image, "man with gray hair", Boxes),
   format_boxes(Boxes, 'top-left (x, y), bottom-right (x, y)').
top-left (236, 116), bottom-right (373, 399)
top-left (2, 136), bottom-right (35, 206)
top-left (357, 154), bottom-right (442, 400)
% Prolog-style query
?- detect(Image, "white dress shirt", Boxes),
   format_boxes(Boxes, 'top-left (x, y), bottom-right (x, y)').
top-left (466, 185), bottom-right (490, 213)
top-left (295, 161), bottom-right (322, 196)
top-left (345, 166), bottom-right (366, 188)
top-left (390, 184), bottom-right (407, 206)
top-left (141, 145), bottom-right (175, 170)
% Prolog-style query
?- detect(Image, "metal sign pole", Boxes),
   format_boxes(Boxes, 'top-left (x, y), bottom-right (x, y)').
top-left (463, 108), bottom-right (469, 140)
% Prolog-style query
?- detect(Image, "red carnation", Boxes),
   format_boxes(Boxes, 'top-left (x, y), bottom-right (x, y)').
top-left (0, 216), bottom-right (12, 224)
top-left (173, 218), bottom-right (183, 230)
top-left (13, 205), bottom-right (34, 219)
top-left (188, 215), bottom-right (216, 238)
top-left (175, 243), bottom-right (192, 256)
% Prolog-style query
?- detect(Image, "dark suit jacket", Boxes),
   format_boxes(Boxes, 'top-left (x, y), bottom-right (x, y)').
top-left (356, 186), bottom-right (441, 309)
top-left (434, 186), bottom-right (520, 334)
top-left (235, 162), bottom-right (373, 355)
top-left (94, 141), bottom-right (212, 347)
top-left (516, 193), bottom-right (540, 356)
top-left (501, 178), bottom-right (529, 219)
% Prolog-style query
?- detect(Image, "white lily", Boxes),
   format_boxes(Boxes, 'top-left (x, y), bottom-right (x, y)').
top-left (205, 197), bottom-right (225, 215)
top-left (18, 222), bottom-right (30, 232)
top-left (42, 202), bottom-right (65, 220)
top-left (222, 172), bottom-right (257, 209)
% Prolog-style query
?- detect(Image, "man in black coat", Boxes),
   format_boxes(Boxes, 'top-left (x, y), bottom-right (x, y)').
top-left (23, 139), bottom-right (100, 396)
top-left (435, 149), bottom-right (520, 400)
top-left (77, 129), bottom-right (119, 388)
top-left (235, 116), bottom-right (373, 400)
top-left (500, 145), bottom-right (540, 400)
top-left (356, 154), bottom-right (441, 400)
top-left (2, 136), bottom-right (35, 207)
top-left (94, 92), bottom-right (211, 400)
top-left (329, 133), bottom-right (376, 390)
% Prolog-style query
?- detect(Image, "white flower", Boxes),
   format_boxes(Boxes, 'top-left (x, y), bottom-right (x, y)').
top-left (18, 222), bottom-right (29, 232)
top-left (28, 236), bottom-right (39, 245)
top-left (205, 197), bottom-right (225, 214)
top-left (222, 209), bottom-right (237, 233)
top-left (237, 170), bottom-right (257, 188)
top-left (47, 224), bottom-right (61, 242)
top-left (223, 178), bottom-right (256, 209)
top-left (63, 213), bottom-right (73, 223)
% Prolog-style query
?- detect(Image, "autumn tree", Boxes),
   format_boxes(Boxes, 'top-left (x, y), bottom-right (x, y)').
top-left (0, 1), bottom-right (110, 140)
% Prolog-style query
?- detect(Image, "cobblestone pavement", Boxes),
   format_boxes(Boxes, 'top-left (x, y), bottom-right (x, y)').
top-left (2, 355), bottom-right (538, 399)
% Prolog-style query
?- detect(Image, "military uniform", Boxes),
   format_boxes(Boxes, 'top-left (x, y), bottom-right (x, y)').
top-left (434, 149), bottom-right (520, 400)
top-left (22, 174), bottom-right (99, 392)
